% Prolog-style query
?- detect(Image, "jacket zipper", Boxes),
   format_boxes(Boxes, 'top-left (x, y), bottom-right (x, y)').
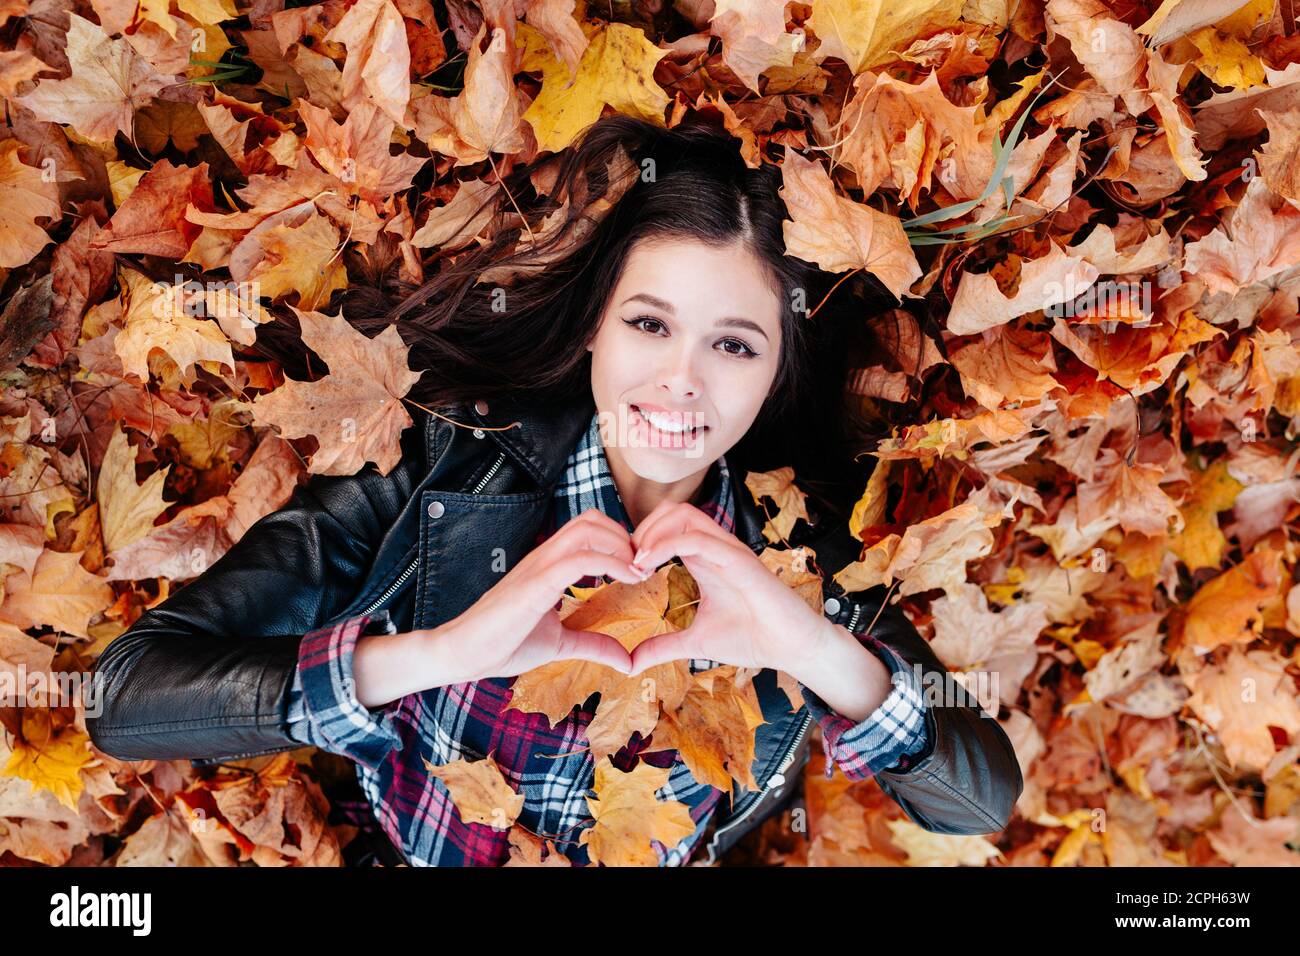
top-left (703, 707), bottom-right (814, 862)
top-left (355, 449), bottom-right (507, 618)
top-left (699, 596), bottom-right (860, 861)
top-left (197, 449), bottom-right (510, 767)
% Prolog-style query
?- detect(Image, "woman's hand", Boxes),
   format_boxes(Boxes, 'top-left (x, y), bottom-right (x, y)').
top-left (426, 508), bottom-right (645, 684)
top-left (626, 500), bottom-right (837, 679)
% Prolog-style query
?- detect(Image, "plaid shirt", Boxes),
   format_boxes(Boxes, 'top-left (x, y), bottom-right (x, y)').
top-left (284, 412), bottom-right (928, 865)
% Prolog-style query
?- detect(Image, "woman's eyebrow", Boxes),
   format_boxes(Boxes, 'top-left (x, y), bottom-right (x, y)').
top-left (716, 317), bottom-right (769, 342)
top-left (621, 293), bottom-right (770, 342)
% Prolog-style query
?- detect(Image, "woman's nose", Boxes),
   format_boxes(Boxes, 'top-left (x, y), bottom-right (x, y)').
top-left (658, 347), bottom-right (702, 399)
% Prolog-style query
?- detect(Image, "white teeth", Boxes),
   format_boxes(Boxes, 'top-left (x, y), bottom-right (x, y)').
top-left (635, 406), bottom-right (700, 434)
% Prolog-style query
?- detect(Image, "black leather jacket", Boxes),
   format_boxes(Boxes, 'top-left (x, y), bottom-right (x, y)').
top-left (86, 390), bottom-right (1023, 863)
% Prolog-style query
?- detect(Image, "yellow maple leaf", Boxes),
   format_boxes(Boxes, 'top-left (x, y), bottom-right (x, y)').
top-left (805, 0), bottom-right (965, 75)
top-left (520, 19), bottom-right (670, 154)
top-left (580, 758), bottom-right (697, 866)
top-left (114, 268), bottom-right (236, 383)
top-left (97, 423), bottom-right (171, 554)
top-left (243, 208), bottom-right (349, 311)
top-left (3, 711), bottom-right (94, 813)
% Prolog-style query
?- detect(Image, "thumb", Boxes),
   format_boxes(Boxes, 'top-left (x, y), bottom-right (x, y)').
top-left (629, 626), bottom-right (703, 675)
top-left (557, 626), bottom-right (634, 675)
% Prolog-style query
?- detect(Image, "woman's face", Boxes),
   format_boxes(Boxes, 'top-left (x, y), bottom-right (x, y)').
top-left (588, 236), bottom-right (783, 485)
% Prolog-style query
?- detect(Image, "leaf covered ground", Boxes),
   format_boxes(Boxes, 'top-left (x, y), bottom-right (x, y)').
top-left (1, 0), bottom-right (1299, 866)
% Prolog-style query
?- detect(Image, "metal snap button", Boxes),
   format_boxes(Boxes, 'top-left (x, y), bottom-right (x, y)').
top-left (472, 427), bottom-right (485, 439)
top-left (473, 399), bottom-right (489, 416)
top-left (427, 500), bottom-right (445, 519)
top-left (823, 597), bottom-right (841, 616)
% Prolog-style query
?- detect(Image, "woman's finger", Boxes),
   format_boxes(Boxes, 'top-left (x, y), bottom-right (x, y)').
top-left (570, 507), bottom-right (636, 543)
top-left (632, 530), bottom-right (746, 580)
top-left (630, 500), bottom-right (716, 555)
top-left (532, 549), bottom-right (643, 599)
top-left (629, 626), bottom-right (705, 674)
top-left (634, 508), bottom-right (746, 570)
top-left (557, 627), bottom-right (634, 674)
top-left (627, 497), bottom-right (680, 550)
top-left (549, 516), bottom-right (636, 564)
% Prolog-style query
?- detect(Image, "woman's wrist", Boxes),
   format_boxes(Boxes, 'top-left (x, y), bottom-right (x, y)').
top-left (785, 620), bottom-right (894, 723)
top-left (351, 620), bottom-right (462, 708)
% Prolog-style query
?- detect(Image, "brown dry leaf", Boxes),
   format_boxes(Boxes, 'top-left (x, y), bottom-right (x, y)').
top-left (415, 21), bottom-right (528, 162)
top-left (114, 268), bottom-right (236, 383)
top-left (885, 816), bottom-right (1004, 865)
top-left (664, 561), bottom-right (700, 630)
top-left (834, 69), bottom-right (996, 203)
top-left (504, 825), bottom-right (572, 866)
top-left (0, 138), bottom-right (60, 269)
top-left (424, 753), bottom-right (526, 828)
top-left (0, 548), bottom-right (113, 638)
top-left (1256, 106), bottom-right (1300, 201)
top-left (928, 581), bottom-right (1048, 671)
top-left (205, 754), bottom-right (343, 865)
top-left (743, 466), bottom-right (809, 543)
top-left (583, 685), bottom-right (664, 761)
top-left (104, 430), bottom-right (301, 581)
top-left (409, 176), bottom-right (500, 250)
top-left (507, 568), bottom-right (691, 754)
top-left (947, 242), bottom-right (1099, 336)
top-left (1205, 803), bottom-right (1300, 866)
top-left (1182, 645), bottom-right (1300, 773)
top-left (90, 159), bottom-right (213, 258)
top-left (115, 810), bottom-right (213, 866)
top-left (778, 148), bottom-right (921, 301)
top-left (299, 98), bottom-right (427, 206)
top-left (1183, 175), bottom-right (1300, 296)
top-left (1075, 447), bottom-right (1184, 538)
top-left (560, 566), bottom-right (674, 653)
top-left (651, 665), bottom-right (765, 793)
top-left (949, 326), bottom-right (1063, 410)
top-left (880, 497), bottom-right (999, 599)
top-left (325, 0), bottom-right (411, 127)
top-left (241, 207), bottom-right (349, 310)
top-left (757, 545), bottom-right (823, 612)
top-left (16, 14), bottom-right (174, 144)
top-left (709, 0), bottom-right (802, 93)
top-left (248, 307), bottom-right (423, 476)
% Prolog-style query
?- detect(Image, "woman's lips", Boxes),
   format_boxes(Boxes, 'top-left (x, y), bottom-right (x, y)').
top-left (629, 404), bottom-right (708, 449)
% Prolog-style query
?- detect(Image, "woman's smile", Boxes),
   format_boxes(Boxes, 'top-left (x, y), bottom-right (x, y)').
top-left (628, 402), bottom-right (710, 449)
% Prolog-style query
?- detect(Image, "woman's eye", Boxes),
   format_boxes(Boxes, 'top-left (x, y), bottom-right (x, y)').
top-left (623, 317), bottom-right (758, 359)
top-left (718, 338), bottom-right (758, 359)
top-left (624, 316), bottom-right (665, 335)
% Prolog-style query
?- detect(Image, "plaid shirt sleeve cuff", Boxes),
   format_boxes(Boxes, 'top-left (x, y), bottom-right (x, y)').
top-left (798, 634), bottom-right (930, 782)
top-left (294, 608), bottom-right (405, 771)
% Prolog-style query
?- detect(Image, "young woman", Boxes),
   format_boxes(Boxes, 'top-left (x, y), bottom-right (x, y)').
top-left (87, 116), bottom-right (1023, 866)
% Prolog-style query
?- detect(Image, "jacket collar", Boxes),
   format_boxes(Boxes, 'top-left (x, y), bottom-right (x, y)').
top-left (464, 389), bottom-right (771, 554)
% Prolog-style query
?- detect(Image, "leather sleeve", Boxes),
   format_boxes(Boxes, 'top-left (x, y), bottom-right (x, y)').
top-left (85, 422), bottom-right (428, 763)
top-left (832, 584), bottom-right (1025, 836)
